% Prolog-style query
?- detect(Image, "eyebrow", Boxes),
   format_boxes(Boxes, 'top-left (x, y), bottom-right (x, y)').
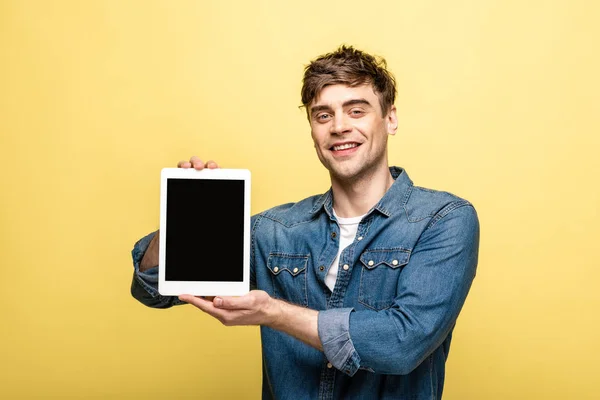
top-left (310, 98), bottom-right (373, 117)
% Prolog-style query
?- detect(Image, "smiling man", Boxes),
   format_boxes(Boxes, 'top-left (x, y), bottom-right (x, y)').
top-left (130, 45), bottom-right (480, 399)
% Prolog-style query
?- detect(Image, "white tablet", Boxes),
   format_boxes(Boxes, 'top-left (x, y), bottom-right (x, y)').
top-left (158, 167), bottom-right (251, 296)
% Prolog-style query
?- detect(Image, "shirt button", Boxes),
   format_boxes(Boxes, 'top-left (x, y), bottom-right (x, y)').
top-left (319, 266), bottom-right (325, 271)
top-left (293, 267), bottom-right (298, 273)
top-left (327, 362), bottom-right (333, 369)
top-left (357, 236), bottom-right (363, 241)
top-left (368, 260), bottom-right (374, 266)
top-left (331, 232), bottom-right (337, 239)
top-left (273, 266), bottom-right (279, 273)
top-left (342, 264), bottom-right (349, 271)
top-left (392, 259), bottom-right (398, 266)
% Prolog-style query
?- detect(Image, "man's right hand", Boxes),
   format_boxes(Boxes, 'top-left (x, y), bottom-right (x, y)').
top-left (138, 156), bottom-right (220, 273)
top-left (177, 156), bottom-right (220, 170)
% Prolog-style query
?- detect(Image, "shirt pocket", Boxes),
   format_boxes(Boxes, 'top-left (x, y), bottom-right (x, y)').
top-left (267, 253), bottom-right (309, 306)
top-left (358, 248), bottom-right (411, 311)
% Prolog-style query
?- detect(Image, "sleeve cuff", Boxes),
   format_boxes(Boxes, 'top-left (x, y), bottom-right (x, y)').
top-left (131, 231), bottom-right (161, 298)
top-left (318, 308), bottom-right (361, 376)
top-left (130, 231), bottom-right (186, 309)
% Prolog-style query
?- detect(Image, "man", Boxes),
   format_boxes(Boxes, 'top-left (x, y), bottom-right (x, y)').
top-left (131, 45), bottom-right (480, 399)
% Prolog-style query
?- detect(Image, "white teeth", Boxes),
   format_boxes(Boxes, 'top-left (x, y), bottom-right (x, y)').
top-left (333, 143), bottom-right (358, 151)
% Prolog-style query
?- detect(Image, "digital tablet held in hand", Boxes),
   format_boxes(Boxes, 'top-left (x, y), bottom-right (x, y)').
top-left (158, 167), bottom-right (251, 296)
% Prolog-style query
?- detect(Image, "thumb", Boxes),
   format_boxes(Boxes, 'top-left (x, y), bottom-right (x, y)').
top-left (213, 296), bottom-right (248, 309)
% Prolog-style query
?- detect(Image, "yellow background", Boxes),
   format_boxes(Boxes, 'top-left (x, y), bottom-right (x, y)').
top-left (1, 0), bottom-right (599, 398)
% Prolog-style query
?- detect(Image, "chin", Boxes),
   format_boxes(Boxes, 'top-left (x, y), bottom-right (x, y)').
top-left (329, 164), bottom-right (361, 181)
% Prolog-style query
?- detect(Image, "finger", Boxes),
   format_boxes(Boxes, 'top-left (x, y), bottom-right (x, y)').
top-left (179, 295), bottom-right (232, 321)
top-left (205, 160), bottom-right (219, 169)
top-left (189, 156), bottom-right (205, 170)
top-left (213, 295), bottom-right (252, 310)
top-left (177, 160), bottom-right (192, 168)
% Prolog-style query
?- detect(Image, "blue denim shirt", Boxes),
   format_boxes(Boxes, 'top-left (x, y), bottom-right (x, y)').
top-left (131, 167), bottom-right (480, 400)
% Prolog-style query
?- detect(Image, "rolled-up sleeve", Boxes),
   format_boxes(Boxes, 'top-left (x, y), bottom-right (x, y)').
top-left (130, 231), bottom-right (184, 309)
top-left (318, 308), bottom-right (362, 376)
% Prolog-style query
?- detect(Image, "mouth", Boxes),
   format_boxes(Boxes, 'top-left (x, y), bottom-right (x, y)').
top-left (331, 142), bottom-right (360, 151)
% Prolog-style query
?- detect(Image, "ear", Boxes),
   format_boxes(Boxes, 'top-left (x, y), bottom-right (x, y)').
top-left (386, 105), bottom-right (398, 136)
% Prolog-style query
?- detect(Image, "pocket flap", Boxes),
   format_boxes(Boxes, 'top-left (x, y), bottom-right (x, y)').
top-left (360, 248), bottom-right (410, 270)
top-left (267, 254), bottom-right (308, 276)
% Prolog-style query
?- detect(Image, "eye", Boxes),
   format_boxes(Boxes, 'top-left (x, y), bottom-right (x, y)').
top-left (349, 109), bottom-right (365, 117)
top-left (316, 113), bottom-right (332, 122)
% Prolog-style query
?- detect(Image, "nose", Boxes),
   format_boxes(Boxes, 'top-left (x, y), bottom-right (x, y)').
top-left (330, 113), bottom-right (352, 135)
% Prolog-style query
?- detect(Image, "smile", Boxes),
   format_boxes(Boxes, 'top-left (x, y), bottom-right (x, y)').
top-left (332, 143), bottom-right (359, 151)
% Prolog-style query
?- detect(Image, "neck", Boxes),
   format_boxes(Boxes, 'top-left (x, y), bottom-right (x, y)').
top-left (330, 165), bottom-right (394, 218)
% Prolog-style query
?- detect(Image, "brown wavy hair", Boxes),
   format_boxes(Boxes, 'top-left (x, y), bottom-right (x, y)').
top-left (301, 44), bottom-right (397, 116)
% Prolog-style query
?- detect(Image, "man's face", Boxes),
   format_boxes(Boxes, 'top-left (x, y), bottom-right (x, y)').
top-left (308, 84), bottom-right (398, 182)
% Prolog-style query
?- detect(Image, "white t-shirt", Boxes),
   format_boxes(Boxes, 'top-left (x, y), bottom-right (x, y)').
top-left (325, 209), bottom-right (365, 292)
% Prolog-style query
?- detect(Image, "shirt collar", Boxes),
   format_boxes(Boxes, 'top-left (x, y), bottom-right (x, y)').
top-left (309, 166), bottom-right (413, 219)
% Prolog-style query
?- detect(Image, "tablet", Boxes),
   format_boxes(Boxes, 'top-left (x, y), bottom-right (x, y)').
top-left (158, 167), bottom-right (251, 296)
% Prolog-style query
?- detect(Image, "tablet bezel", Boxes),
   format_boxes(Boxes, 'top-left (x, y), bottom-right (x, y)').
top-left (158, 167), bottom-right (251, 296)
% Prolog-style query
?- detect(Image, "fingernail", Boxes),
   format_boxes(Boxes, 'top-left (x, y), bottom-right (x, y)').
top-left (214, 297), bottom-right (223, 307)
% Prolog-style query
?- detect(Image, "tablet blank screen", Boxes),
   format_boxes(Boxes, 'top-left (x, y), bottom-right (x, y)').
top-left (165, 178), bottom-right (245, 282)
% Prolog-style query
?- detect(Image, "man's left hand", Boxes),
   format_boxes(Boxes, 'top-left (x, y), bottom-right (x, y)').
top-left (178, 290), bottom-right (277, 327)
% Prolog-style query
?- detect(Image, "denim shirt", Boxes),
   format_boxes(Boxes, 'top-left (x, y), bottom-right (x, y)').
top-left (130, 167), bottom-right (480, 400)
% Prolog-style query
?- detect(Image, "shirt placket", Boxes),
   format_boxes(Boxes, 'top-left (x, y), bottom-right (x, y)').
top-left (317, 219), bottom-right (368, 399)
